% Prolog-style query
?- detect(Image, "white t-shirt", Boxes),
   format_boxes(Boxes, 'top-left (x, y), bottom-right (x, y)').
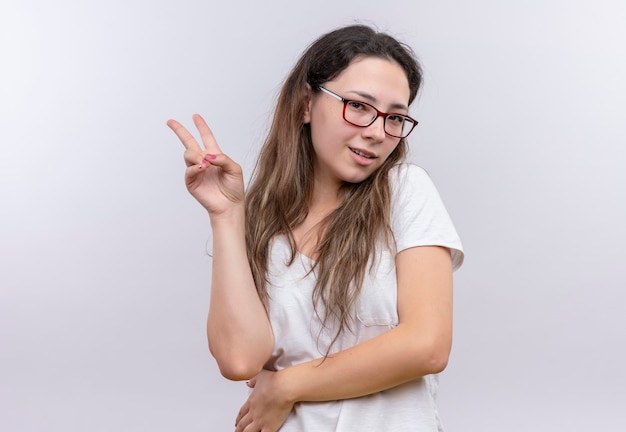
top-left (263, 163), bottom-right (464, 431)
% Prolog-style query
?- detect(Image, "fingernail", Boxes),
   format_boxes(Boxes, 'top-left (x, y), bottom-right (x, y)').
top-left (205, 153), bottom-right (217, 160)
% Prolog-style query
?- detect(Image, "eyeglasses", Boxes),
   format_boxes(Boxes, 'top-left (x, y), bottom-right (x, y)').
top-left (318, 86), bottom-right (418, 139)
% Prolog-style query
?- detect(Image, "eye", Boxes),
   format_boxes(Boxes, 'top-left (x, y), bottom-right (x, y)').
top-left (387, 114), bottom-right (406, 125)
top-left (346, 101), bottom-right (366, 111)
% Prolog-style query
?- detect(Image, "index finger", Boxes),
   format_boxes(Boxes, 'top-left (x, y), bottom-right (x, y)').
top-left (166, 117), bottom-right (204, 153)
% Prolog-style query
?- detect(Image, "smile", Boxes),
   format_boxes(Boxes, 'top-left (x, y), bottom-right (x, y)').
top-left (349, 147), bottom-right (376, 159)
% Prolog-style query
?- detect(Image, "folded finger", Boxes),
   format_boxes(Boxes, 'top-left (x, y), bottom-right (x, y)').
top-left (183, 148), bottom-right (205, 168)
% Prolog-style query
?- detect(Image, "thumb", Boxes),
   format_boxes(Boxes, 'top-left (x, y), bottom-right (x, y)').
top-left (202, 153), bottom-right (243, 177)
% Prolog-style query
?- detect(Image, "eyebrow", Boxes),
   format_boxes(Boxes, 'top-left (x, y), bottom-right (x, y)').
top-left (347, 90), bottom-right (409, 112)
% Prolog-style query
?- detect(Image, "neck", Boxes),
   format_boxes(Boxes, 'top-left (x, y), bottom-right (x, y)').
top-left (309, 175), bottom-right (342, 213)
top-left (290, 175), bottom-right (341, 259)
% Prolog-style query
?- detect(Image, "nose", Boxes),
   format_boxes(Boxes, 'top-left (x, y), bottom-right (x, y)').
top-left (363, 115), bottom-right (386, 142)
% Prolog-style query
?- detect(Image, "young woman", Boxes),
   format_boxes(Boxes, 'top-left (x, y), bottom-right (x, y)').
top-left (168, 25), bottom-right (463, 432)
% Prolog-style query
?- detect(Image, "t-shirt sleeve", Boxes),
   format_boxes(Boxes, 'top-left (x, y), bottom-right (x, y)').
top-left (390, 164), bottom-right (464, 271)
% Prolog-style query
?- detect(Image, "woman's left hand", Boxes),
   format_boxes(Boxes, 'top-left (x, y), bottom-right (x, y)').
top-left (235, 370), bottom-right (294, 432)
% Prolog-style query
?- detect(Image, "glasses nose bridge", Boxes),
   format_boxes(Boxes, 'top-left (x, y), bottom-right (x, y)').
top-left (365, 109), bottom-right (387, 137)
top-left (369, 107), bottom-right (388, 129)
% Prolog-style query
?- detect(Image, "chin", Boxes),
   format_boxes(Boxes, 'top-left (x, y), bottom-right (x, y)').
top-left (340, 170), bottom-right (375, 184)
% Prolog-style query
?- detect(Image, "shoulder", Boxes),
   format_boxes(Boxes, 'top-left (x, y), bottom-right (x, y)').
top-left (388, 163), bottom-right (439, 205)
top-left (389, 162), bottom-right (430, 184)
top-left (388, 163), bottom-right (465, 270)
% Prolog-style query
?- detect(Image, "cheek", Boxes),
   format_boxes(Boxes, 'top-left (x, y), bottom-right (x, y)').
top-left (310, 120), bottom-right (350, 151)
top-left (309, 126), bottom-right (330, 153)
top-left (382, 140), bottom-right (402, 160)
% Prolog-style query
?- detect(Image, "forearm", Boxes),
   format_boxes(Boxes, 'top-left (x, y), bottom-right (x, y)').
top-left (275, 246), bottom-right (453, 402)
top-left (278, 322), bottom-right (451, 403)
top-left (207, 206), bottom-right (274, 380)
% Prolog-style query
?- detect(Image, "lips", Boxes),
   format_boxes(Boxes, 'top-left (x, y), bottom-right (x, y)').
top-left (349, 147), bottom-right (376, 159)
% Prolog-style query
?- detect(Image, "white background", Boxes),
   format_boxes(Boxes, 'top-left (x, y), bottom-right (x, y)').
top-left (1, 1), bottom-right (625, 431)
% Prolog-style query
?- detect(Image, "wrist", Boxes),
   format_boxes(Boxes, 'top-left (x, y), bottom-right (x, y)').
top-left (275, 368), bottom-right (300, 404)
top-left (209, 204), bottom-right (246, 228)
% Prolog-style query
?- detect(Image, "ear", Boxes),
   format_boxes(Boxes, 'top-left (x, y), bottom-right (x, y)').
top-left (303, 83), bottom-right (313, 124)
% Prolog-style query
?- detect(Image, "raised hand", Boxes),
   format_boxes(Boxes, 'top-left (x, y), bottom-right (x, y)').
top-left (167, 114), bottom-right (244, 216)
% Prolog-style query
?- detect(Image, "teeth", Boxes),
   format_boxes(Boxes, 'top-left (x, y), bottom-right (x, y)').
top-left (351, 148), bottom-right (374, 158)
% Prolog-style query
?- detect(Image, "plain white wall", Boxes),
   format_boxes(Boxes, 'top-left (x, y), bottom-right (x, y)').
top-left (1, 0), bottom-right (624, 431)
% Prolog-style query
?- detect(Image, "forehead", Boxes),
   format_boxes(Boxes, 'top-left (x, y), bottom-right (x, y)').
top-left (329, 56), bottom-right (411, 107)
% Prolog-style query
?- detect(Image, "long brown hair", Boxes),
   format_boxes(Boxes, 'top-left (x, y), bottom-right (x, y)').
top-left (245, 25), bottom-right (423, 351)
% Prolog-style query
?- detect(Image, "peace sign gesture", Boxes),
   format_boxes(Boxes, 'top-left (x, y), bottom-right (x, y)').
top-left (167, 114), bottom-right (245, 216)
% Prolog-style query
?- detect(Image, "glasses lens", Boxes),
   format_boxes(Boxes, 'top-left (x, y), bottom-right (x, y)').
top-left (385, 115), bottom-right (415, 138)
top-left (343, 101), bottom-right (377, 127)
top-left (343, 100), bottom-right (416, 138)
